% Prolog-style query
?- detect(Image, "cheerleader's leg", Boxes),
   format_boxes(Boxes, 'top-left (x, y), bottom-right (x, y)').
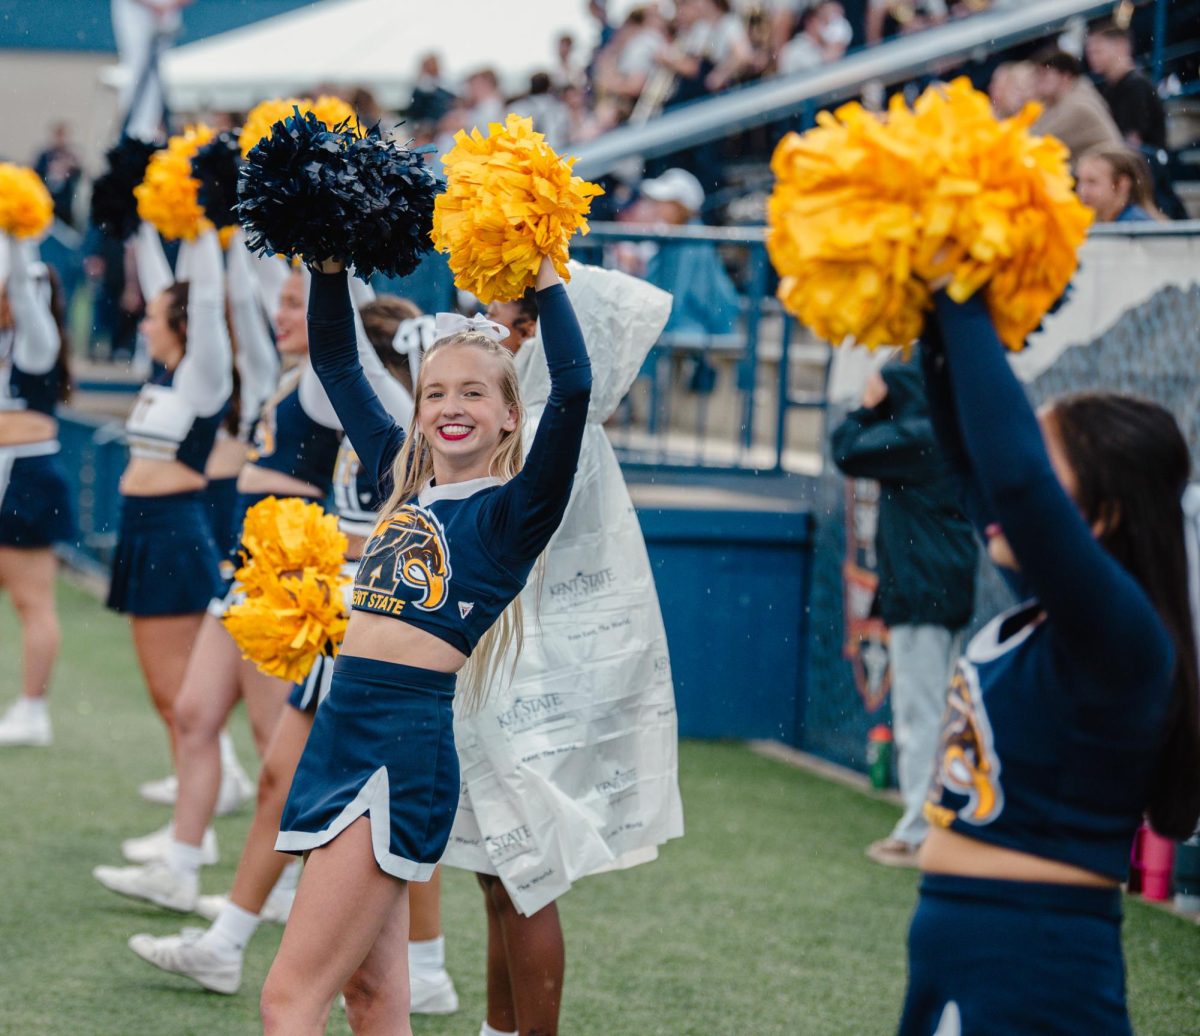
top-left (262, 816), bottom-right (409, 1036)
top-left (342, 890), bottom-right (413, 1035)
top-left (130, 612), bottom-right (205, 762)
top-left (0, 546), bottom-right (60, 700)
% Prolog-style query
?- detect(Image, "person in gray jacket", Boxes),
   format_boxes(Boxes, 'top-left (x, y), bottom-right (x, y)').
top-left (832, 353), bottom-right (978, 866)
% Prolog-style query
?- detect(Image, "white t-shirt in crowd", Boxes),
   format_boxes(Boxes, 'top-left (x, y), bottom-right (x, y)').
top-left (677, 14), bottom-right (750, 65)
top-left (778, 33), bottom-right (826, 75)
top-left (618, 28), bottom-right (667, 77)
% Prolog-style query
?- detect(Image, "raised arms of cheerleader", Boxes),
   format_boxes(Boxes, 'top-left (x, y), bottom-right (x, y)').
top-left (926, 293), bottom-right (1170, 686)
top-left (4, 235), bottom-right (60, 376)
top-left (225, 234), bottom-right (280, 434)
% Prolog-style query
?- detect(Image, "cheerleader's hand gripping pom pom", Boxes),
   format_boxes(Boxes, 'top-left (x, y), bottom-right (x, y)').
top-left (90, 137), bottom-right (161, 242)
top-left (221, 497), bottom-right (350, 682)
top-left (0, 163), bottom-right (54, 239)
top-left (192, 131), bottom-right (242, 230)
top-left (766, 77), bottom-right (1092, 352)
top-left (135, 124), bottom-right (216, 241)
top-left (236, 109), bottom-right (357, 266)
top-left (431, 113), bottom-right (603, 304)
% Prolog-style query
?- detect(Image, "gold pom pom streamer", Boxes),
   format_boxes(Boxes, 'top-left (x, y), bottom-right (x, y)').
top-left (239, 95), bottom-right (364, 157)
top-left (0, 163), bottom-right (54, 239)
top-left (432, 114), bottom-right (604, 304)
top-left (766, 78), bottom-right (1093, 352)
top-left (135, 124), bottom-right (215, 241)
top-left (222, 497), bottom-right (351, 682)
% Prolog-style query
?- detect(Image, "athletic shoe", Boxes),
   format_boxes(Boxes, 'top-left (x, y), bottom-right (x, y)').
top-left (92, 859), bottom-right (198, 912)
top-left (865, 837), bottom-right (921, 868)
top-left (0, 698), bottom-right (52, 747)
top-left (410, 968), bottom-right (460, 1015)
top-left (139, 774), bottom-right (177, 805)
top-left (128, 928), bottom-right (242, 995)
top-left (215, 733), bottom-right (255, 816)
top-left (195, 883), bottom-right (294, 925)
top-left (121, 823), bottom-right (218, 866)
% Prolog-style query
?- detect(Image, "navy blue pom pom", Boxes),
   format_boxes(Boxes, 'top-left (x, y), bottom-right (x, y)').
top-left (193, 131), bottom-right (241, 229)
top-left (236, 111), bottom-right (441, 278)
top-left (341, 131), bottom-right (443, 280)
top-left (90, 137), bottom-right (161, 241)
top-left (236, 108), bottom-right (357, 265)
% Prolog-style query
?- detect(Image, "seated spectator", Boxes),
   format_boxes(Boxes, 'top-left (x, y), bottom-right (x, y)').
top-left (510, 72), bottom-right (569, 149)
top-left (1076, 147), bottom-right (1162, 223)
top-left (659, 0), bottom-right (756, 103)
top-left (866, 0), bottom-right (947, 46)
top-left (1030, 48), bottom-right (1121, 167)
top-left (987, 61), bottom-right (1036, 117)
top-left (1085, 22), bottom-right (1167, 150)
top-left (778, 2), bottom-right (852, 76)
top-left (638, 169), bottom-right (740, 337)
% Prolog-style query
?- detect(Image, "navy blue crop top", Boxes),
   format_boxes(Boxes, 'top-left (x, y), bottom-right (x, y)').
top-left (126, 367), bottom-right (226, 474)
top-left (246, 370), bottom-right (343, 496)
top-left (2, 359), bottom-right (59, 418)
top-left (307, 270), bottom-right (592, 656)
top-left (920, 293), bottom-right (1174, 881)
top-left (332, 439), bottom-right (385, 538)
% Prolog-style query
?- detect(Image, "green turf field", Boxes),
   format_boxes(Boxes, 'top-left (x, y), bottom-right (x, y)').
top-left (1, 581), bottom-right (1198, 1034)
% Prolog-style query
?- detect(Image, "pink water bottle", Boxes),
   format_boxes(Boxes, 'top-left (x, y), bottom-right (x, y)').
top-left (1131, 822), bottom-right (1176, 901)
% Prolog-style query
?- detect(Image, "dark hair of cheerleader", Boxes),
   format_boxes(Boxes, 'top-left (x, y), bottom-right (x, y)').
top-left (358, 294), bottom-right (422, 395)
top-left (163, 281), bottom-right (189, 349)
top-left (1049, 392), bottom-right (1200, 839)
top-left (221, 297), bottom-right (242, 436)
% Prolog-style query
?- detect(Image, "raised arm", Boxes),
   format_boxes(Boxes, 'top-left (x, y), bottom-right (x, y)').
top-left (307, 268), bottom-right (406, 487)
top-left (172, 229), bottom-right (232, 417)
top-left (347, 271), bottom-right (415, 428)
top-left (491, 260), bottom-right (592, 568)
top-left (226, 231), bottom-right (280, 434)
top-left (931, 292), bottom-right (1170, 683)
top-left (4, 235), bottom-right (60, 376)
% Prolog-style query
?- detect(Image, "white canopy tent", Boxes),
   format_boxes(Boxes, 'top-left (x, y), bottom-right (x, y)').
top-left (100, 0), bottom-right (606, 112)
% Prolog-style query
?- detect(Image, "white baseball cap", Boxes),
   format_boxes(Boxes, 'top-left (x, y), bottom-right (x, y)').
top-left (638, 168), bottom-right (705, 215)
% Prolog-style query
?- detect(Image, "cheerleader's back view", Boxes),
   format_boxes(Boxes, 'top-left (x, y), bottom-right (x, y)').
top-left (260, 256), bottom-right (590, 1034)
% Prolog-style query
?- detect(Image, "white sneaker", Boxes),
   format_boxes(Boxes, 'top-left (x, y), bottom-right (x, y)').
top-left (195, 884), bottom-right (294, 925)
top-left (128, 927), bottom-right (242, 994)
top-left (216, 734), bottom-right (255, 817)
top-left (410, 968), bottom-right (459, 1015)
top-left (121, 823), bottom-right (218, 866)
top-left (139, 774), bottom-right (177, 805)
top-left (92, 859), bottom-right (198, 912)
top-left (0, 698), bottom-right (52, 747)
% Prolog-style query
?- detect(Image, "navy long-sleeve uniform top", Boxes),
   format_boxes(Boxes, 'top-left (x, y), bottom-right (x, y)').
top-left (919, 293), bottom-right (1174, 881)
top-left (307, 270), bottom-right (592, 656)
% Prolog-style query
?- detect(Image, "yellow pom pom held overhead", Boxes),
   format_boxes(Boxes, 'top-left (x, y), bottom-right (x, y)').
top-left (135, 124), bottom-right (216, 241)
top-left (221, 496), bottom-right (351, 683)
top-left (0, 163), bottom-right (54, 239)
top-left (431, 113), bottom-right (604, 304)
top-left (766, 77), bottom-right (1092, 352)
top-left (239, 95), bottom-right (364, 157)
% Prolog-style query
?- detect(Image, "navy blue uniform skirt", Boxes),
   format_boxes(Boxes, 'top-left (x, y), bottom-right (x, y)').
top-left (287, 652), bottom-right (337, 715)
top-left (899, 874), bottom-right (1129, 1035)
top-left (106, 491), bottom-right (223, 616)
top-left (277, 655), bottom-right (458, 881)
top-left (0, 446), bottom-right (75, 548)
top-left (202, 476), bottom-right (241, 562)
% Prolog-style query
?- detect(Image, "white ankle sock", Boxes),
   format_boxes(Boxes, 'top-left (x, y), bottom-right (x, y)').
top-left (480, 1024), bottom-right (518, 1036)
top-left (165, 839), bottom-right (204, 878)
top-left (409, 934), bottom-right (445, 974)
top-left (208, 901), bottom-right (260, 952)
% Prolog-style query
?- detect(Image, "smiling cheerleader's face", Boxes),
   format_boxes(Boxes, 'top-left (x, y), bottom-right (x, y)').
top-left (416, 340), bottom-right (519, 481)
top-left (275, 269), bottom-right (309, 357)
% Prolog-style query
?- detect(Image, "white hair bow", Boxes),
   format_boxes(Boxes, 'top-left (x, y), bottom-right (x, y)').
top-left (433, 311), bottom-right (509, 344)
top-left (392, 314), bottom-right (438, 388)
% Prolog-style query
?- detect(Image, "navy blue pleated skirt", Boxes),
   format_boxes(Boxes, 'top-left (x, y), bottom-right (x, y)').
top-left (106, 491), bottom-right (223, 616)
top-left (277, 655), bottom-right (458, 881)
top-left (899, 873), bottom-right (1129, 1035)
top-left (0, 448), bottom-right (75, 548)
top-left (202, 476), bottom-right (241, 561)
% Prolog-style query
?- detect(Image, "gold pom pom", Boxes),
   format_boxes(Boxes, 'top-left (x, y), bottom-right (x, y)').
top-left (222, 497), bottom-right (351, 682)
top-left (767, 78), bottom-right (1093, 351)
top-left (135, 124), bottom-right (216, 241)
top-left (239, 95), bottom-right (363, 157)
top-left (0, 163), bottom-right (54, 239)
top-left (432, 114), bottom-right (604, 304)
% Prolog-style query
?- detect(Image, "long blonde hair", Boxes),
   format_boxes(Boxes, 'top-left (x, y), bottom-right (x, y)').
top-left (380, 331), bottom-right (526, 712)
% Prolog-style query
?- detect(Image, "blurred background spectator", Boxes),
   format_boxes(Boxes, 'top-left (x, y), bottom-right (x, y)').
top-left (1031, 48), bottom-right (1121, 167)
top-left (1085, 22), bottom-right (1166, 150)
top-left (1076, 146), bottom-right (1163, 223)
top-left (33, 122), bottom-right (82, 229)
top-left (778, 2), bottom-right (853, 76)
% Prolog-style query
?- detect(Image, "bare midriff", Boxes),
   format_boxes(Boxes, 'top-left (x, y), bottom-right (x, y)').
top-left (340, 609), bottom-right (467, 674)
top-left (920, 826), bottom-right (1118, 888)
top-left (0, 410), bottom-right (57, 446)
top-left (205, 437), bottom-right (249, 480)
top-left (120, 456), bottom-right (207, 496)
top-left (236, 462), bottom-right (323, 500)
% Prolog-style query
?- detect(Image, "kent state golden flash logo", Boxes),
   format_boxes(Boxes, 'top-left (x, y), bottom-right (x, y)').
top-left (924, 665), bottom-right (1004, 828)
top-left (355, 506), bottom-right (451, 614)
